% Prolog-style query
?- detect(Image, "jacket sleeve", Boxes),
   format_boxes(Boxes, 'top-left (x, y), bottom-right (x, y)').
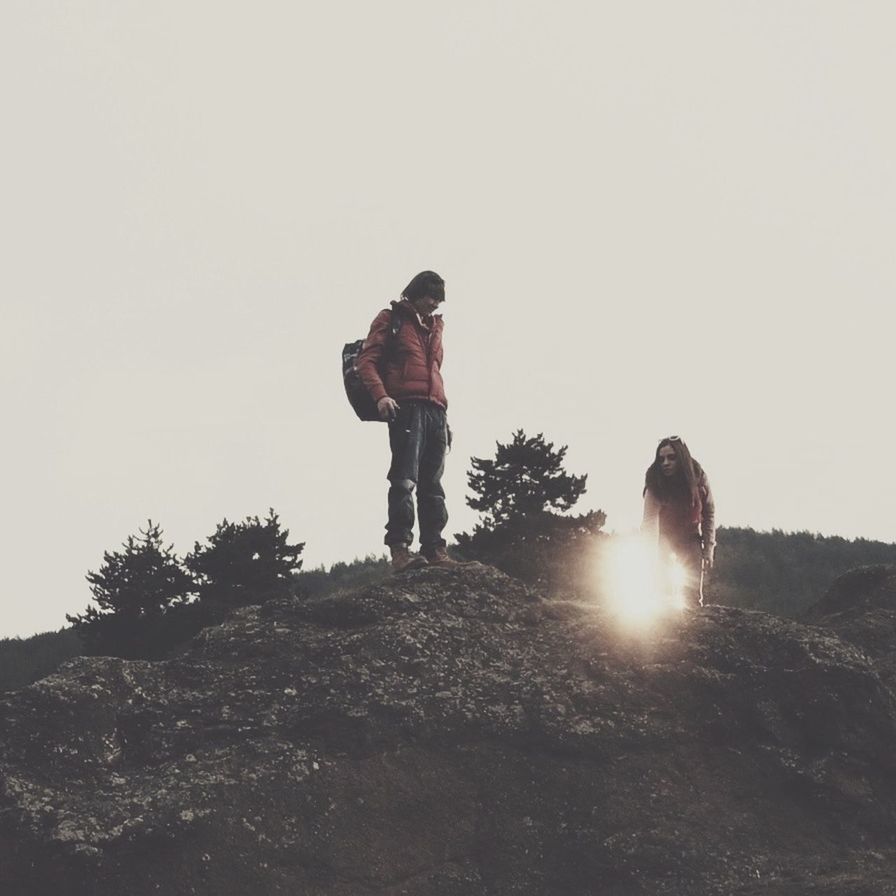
top-left (700, 473), bottom-right (716, 547)
top-left (641, 488), bottom-right (661, 546)
top-left (355, 310), bottom-right (392, 404)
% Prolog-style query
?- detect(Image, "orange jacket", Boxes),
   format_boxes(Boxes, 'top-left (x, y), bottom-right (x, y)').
top-left (356, 300), bottom-right (447, 409)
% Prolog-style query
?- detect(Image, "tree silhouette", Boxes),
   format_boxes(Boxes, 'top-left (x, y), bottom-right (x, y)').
top-left (458, 430), bottom-right (602, 590)
top-left (466, 430), bottom-right (587, 527)
top-left (185, 509), bottom-right (304, 610)
top-left (67, 521), bottom-right (193, 655)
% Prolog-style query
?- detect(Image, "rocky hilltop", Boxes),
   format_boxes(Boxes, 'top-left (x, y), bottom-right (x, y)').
top-left (3, 564), bottom-right (896, 895)
top-left (803, 564), bottom-right (896, 691)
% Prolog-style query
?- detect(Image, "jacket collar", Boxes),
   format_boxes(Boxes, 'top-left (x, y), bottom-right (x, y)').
top-left (391, 298), bottom-right (442, 330)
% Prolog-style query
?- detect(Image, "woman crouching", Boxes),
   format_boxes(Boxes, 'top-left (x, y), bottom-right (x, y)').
top-left (642, 436), bottom-right (716, 608)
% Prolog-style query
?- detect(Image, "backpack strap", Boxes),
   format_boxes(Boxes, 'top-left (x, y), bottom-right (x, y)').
top-left (389, 308), bottom-right (402, 339)
top-left (381, 308), bottom-right (402, 361)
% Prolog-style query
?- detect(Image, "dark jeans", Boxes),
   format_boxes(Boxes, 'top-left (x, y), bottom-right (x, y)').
top-left (385, 401), bottom-right (448, 550)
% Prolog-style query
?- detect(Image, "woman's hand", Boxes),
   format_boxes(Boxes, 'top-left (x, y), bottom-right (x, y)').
top-left (703, 543), bottom-right (716, 569)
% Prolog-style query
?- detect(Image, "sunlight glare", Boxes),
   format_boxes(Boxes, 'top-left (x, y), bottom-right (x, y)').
top-left (602, 536), bottom-right (686, 626)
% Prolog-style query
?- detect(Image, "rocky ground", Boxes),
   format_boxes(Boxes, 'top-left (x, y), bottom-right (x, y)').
top-left (3, 563), bottom-right (896, 895)
top-left (803, 564), bottom-right (896, 691)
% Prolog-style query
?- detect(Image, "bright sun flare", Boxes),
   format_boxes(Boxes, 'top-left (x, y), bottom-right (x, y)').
top-left (601, 536), bottom-right (687, 626)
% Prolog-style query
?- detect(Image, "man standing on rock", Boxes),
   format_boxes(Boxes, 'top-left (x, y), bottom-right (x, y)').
top-left (356, 270), bottom-right (461, 572)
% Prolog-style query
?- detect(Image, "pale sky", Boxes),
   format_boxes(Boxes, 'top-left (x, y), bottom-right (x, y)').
top-left (2, 1), bottom-right (894, 638)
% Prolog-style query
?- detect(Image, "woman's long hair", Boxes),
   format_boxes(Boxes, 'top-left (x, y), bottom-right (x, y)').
top-left (644, 437), bottom-right (703, 507)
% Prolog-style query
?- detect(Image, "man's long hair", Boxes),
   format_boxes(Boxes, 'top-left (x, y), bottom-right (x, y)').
top-left (644, 437), bottom-right (703, 506)
top-left (402, 270), bottom-right (445, 304)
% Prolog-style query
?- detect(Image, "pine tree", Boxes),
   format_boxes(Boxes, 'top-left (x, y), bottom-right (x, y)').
top-left (185, 509), bottom-right (304, 609)
top-left (457, 430), bottom-right (603, 591)
top-left (67, 521), bottom-right (193, 655)
top-left (72, 521), bottom-right (193, 620)
top-left (466, 430), bottom-right (587, 527)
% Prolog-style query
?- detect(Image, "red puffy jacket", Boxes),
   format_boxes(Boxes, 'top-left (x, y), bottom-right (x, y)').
top-left (356, 300), bottom-right (447, 409)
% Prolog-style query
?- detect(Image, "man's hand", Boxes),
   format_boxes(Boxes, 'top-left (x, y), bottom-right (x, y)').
top-left (377, 397), bottom-right (400, 421)
top-left (703, 543), bottom-right (716, 569)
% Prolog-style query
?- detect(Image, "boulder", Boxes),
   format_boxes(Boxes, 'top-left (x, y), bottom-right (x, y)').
top-left (804, 564), bottom-right (896, 690)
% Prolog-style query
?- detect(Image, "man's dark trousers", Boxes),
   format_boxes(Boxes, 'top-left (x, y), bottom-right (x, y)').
top-left (385, 400), bottom-right (448, 550)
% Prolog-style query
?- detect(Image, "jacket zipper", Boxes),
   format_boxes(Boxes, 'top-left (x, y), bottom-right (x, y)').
top-left (412, 321), bottom-right (434, 399)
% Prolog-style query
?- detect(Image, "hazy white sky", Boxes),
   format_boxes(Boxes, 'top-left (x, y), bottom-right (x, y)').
top-left (2, 1), bottom-right (894, 638)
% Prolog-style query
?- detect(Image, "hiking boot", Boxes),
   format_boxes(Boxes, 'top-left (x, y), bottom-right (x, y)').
top-left (390, 545), bottom-right (429, 573)
top-left (422, 546), bottom-right (465, 568)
